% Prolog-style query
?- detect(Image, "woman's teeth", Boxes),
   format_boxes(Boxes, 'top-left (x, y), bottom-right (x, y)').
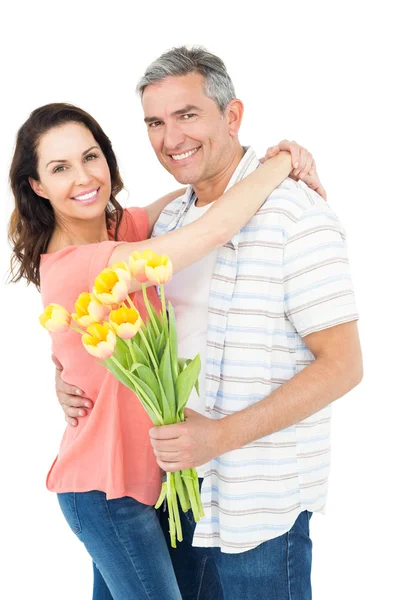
top-left (74, 189), bottom-right (97, 201)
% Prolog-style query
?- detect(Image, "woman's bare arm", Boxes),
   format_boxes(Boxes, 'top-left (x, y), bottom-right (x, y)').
top-left (110, 152), bottom-right (291, 292)
top-left (145, 188), bottom-right (187, 236)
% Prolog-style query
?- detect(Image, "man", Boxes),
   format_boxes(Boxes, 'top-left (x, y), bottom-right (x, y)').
top-left (56, 47), bottom-right (362, 599)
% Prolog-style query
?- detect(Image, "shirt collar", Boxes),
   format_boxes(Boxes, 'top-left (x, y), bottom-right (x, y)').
top-left (181, 146), bottom-right (259, 209)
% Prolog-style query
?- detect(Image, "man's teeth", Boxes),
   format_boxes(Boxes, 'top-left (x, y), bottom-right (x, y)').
top-left (74, 190), bottom-right (97, 201)
top-left (171, 147), bottom-right (200, 161)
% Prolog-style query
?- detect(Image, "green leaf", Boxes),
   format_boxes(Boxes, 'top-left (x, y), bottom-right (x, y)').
top-left (175, 354), bottom-right (201, 418)
top-left (104, 357), bottom-right (136, 391)
top-left (112, 337), bottom-right (131, 370)
top-left (136, 364), bottom-right (161, 399)
top-left (147, 300), bottom-right (163, 336)
top-left (128, 371), bottom-right (163, 424)
top-left (168, 302), bottom-right (179, 383)
top-left (156, 329), bottom-right (166, 360)
top-left (131, 340), bottom-right (150, 368)
top-left (142, 321), bottom-right (159, 367)
top-left (159, 343), bottom-right (175, 423)
top-left (177, 358), bottom-right (200, 396)
top-left (103, 357), bottom-right (163, 425)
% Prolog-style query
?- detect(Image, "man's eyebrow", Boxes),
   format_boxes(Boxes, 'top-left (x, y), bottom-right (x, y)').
top-left (171, 105), bottom-right (201, 116)
top-left (144, 105), bottom-right (202, 124)
top-left (45, 145), bottom-right (100, 168)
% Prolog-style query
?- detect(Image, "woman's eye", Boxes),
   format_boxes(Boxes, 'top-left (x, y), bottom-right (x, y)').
top-left (85, 153), bottom-right (98, 162)
top-left (53, 165), bottom-right (66, 174)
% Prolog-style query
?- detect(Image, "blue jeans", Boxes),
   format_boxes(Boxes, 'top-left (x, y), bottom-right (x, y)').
top-left (58, 491), bottom-right (182, 600)
top-left (159, 504), bottom-right (313, 600)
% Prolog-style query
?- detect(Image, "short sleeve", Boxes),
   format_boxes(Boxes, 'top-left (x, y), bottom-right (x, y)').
top-left (40, 208), bottom-right (149, 306)
top-left (40, 242), bottom-right (124, 307)
top-left (120, 207), bottom-right (149, 242)
top-left (87, 241), bottom-right (125, 288)
top-left (283, 206), bottom-right (359, 338)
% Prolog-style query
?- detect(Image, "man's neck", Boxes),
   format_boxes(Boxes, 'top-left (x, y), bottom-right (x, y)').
top-left (194, 144), bottom-right (245, 207)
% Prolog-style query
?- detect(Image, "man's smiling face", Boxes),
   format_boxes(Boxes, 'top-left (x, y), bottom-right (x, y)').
top-left (142, 72), bottom-right (234, 185)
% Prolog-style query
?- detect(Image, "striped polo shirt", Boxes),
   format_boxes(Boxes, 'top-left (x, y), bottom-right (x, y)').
top-left (152, 147), bottom-right (358, 553)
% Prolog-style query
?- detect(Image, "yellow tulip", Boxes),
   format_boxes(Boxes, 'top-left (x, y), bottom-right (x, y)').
top-left (72, 292), bottom-right (110, 327)
top-left (93, 268), bottom-right (129, 305)
top-left (82, 322), bottom-right (116, 359)
top-left (109, 305), bottom-right (142, 339)
top-left (145, 253), bottom-right (173, 286)
top-left (39, 304), bottom-right (71, 333)
top-left (111, 261), bottom-right (131, 287)
top-left (129, 250), bottom-right (158, 284)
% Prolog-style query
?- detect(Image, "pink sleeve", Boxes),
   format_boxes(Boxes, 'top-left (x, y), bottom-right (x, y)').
top-left (87, 241), bottom-right (125, 288)
top-left (40, 242), bottom-right (124, 304)
top-left (123, 207), bottom-right (149, 242)
top-left (40, 208), bottom-right (149, 301)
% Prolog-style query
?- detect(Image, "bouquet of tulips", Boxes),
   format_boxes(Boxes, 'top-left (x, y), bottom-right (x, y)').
top-left (40, 250), bottom-right (204, 547)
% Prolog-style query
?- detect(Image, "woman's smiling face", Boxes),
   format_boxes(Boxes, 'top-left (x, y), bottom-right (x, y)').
top-left (30, 122), bottom-right (112, 226)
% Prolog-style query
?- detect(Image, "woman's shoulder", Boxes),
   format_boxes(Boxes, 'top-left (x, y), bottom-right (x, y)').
top-left (117, 207), bottom-right (149, 242)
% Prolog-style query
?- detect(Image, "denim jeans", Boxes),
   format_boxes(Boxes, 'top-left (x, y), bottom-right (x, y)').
top-left (58, 491), bottom-right (182, 600)
top-left (159, 503), bottom-right (313, 600)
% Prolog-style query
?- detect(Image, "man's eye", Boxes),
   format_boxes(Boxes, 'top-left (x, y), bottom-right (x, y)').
top-left (85, 153), bottom-right (98, 162)
top-left (182, 114), bottom-right (195, 120)
top-left (149, 121), bottom-right (162, 128)
top-left (53, 165), bottom-right (66, 174)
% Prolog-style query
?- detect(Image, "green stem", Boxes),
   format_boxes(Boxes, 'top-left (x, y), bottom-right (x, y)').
top-left (160, 285), bottom-right (168, 338)
top-left (174, 470), bottom-right (190, 513)
top-left (170, 473), bottom-right (183, 542)
top-left (70, 325), bottom-right (86, 335)
top-left (109, 355), bottom-right (163, 424)
top-left (166, 473), bottom-right (177, 548)
top-left (182, 469), bottom-right (201, 522)
top-left (191, 468), bottom-right (205, 518)
top-left (125, 296), bottom-right (136, 310)
top-left (155, 482), bottom-right (167, 510)
top-left (127, 339), bottom-right (136, 366)
top-left (138, 329), bottom-right (159, 371)
top-left (142, 284), bottom-right (161, 336)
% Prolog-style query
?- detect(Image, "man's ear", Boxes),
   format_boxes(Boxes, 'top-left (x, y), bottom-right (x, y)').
top-left (29, 177), bottom-right (48, 200)
top-left (226, 99), bottom-right (244, 137)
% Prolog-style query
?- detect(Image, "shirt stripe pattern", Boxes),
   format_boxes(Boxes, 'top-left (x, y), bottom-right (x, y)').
top-left (152, 147), bottom-right (358, 553)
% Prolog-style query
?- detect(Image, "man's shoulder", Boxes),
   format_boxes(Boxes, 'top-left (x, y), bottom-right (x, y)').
top-left (258, 178), bottom-right (337, 229)
top-left (152, 193), bottom-right (187, 237)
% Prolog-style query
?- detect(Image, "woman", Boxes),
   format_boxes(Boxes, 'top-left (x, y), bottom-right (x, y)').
top-left (8, 103), bottom-right (313, 600)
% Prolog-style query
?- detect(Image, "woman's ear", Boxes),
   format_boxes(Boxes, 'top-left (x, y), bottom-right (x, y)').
top-left (226, 99), bottom-right (244, 137)
top-left (29, 177), bottom-right (48, 200)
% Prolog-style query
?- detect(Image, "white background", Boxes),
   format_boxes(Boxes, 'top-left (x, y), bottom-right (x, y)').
top-left (0, 1), bottom-right (398, 598)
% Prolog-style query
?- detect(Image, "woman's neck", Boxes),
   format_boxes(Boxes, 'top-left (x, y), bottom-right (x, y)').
top-left (48, 214), bottom-right (109, 253)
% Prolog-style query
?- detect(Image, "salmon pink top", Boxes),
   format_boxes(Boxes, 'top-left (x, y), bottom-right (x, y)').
top-left (40, 208), bottom-right (162, 505)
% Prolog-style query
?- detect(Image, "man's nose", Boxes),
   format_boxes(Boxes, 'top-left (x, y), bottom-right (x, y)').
top-left (163, 123), bottom-right (185, 151)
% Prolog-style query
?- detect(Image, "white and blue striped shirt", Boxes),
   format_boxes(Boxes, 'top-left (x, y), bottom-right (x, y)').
top-left (153, 147), bottom-right (358, 553)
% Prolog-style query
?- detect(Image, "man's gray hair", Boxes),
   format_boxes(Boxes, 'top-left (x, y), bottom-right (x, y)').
top-left (137, 46), bottom-right (236, 113)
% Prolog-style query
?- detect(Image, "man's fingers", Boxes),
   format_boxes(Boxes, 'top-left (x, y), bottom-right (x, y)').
top-left (57, 391), bottom-right (92, 409)
top-left (150, 437), bottom-right (183, 452)
top-left (52, 354), bottom-right (63, 370)
top-left (149, 423), bottom-right (182, 440)
top-left (266, 145), bottom-right (279, 158)
top-left (57, 382), bottom-right (86, 397)
top-left (152, 449), bottom-right (182, 461)
top-left (61, 403), bottom-right (87, 418)
top-left (157, 459), bottom-right (187, 472)
top-left (298, 152), bottom-right (313, 179)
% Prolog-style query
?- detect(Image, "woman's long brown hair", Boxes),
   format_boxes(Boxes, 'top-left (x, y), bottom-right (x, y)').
top-left (8, 103), bottom-right (125, 288)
